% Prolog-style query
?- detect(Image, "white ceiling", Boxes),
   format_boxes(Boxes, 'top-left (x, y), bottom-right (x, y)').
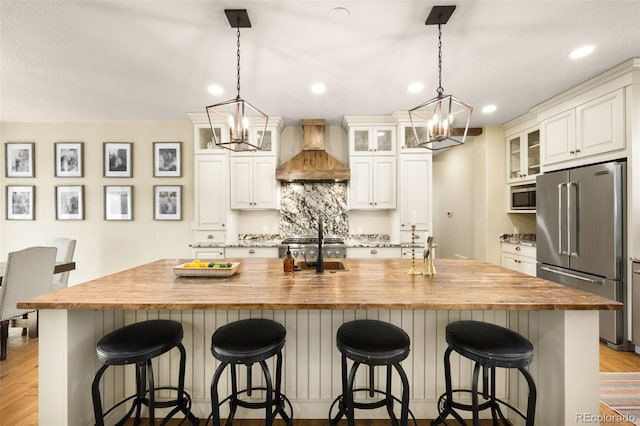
top-left (1, 1), bottom-right (639, 128)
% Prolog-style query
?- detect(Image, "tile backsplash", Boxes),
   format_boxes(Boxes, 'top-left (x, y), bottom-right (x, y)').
top-left (280, 182), bottom-right (348, 236)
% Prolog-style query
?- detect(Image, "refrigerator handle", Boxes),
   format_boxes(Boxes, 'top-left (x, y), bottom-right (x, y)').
top-left (558, 182), bottom-right (569, 255)
top-left (539, 266), bottom-right (604, 284)
top-left (568, 181), bottom-right (579, 257)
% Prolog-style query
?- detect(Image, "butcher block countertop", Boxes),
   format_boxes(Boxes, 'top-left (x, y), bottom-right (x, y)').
top-left (18, 258), bottom-right (621, 311)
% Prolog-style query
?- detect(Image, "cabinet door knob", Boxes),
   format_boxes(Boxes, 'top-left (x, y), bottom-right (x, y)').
top-left (576, 149), bottom-right (581, 153)
top-left (249, 249), bottom-right (256, 254)
top-left (570, 150), bottom-right (575, 154)
top-left (370, 249), bottom-right (378, 255)
top-left (207, 234), bottom-right (214, 240)
top-left (515, 246), bottom-right (521, 251)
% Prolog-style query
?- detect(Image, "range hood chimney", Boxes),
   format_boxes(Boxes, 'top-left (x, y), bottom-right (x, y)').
top-left (276, 119), bottom-right (350, 182)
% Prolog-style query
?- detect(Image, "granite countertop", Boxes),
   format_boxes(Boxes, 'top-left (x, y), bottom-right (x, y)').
top-left (500, 233), bottom-right (536, 246)
top-left (192, 234), bottom-right (424, 249)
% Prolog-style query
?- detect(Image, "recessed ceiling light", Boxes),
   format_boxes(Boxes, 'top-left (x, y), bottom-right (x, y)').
top-left (408, 82), bottom-right (424, 94)
top-left (310, 82), bottom-right (326, 94)
top-left (329, 7), bottom-right (350, 22)
top-left (568, 45), bottom-right (595, 60)
top-left (207, 85), bottom-right (224, 95)
top-left (481, 104), bottom-right (497, 114)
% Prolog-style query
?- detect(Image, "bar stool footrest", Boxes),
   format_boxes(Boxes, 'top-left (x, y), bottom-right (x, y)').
top-left (212, 386), bottom-right (293, 425)
top-left (435, 389), bottom-right (526, 425)
top-left (328, 388), bottom-right (419, 426)
top-left (101, 386), bottom-right (197, 426)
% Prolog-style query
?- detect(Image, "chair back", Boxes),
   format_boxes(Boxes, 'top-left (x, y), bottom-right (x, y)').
top-left (45, 238), bottom-right (76, 290)
top-left (0, 247), bottom-right (56, 322)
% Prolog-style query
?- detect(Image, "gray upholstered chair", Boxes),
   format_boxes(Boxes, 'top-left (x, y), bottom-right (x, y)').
top-left (0, 246), bottom-right (56, 360)
top-left (45, 238), bottom-right (76, 290)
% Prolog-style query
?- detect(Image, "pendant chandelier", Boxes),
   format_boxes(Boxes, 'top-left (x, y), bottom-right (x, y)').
top-left (409, 5), bottom-right (472, 151)
top-left (206, 9), bottom-right (268, 152)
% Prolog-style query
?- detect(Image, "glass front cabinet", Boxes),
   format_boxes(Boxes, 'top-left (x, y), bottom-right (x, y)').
top-left (507, 127), bottom-right (540, 184)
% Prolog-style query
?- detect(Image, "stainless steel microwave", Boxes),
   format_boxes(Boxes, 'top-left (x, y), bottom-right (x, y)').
top-left (511, 185), bottom-right (536, 210)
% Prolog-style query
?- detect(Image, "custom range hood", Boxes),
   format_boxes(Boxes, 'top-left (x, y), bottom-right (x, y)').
top-left (276, 119), bottom-right (350, 182)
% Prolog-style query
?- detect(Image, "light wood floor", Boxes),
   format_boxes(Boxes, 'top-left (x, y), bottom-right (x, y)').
top-left (1, 329), bottom-right (639, 425)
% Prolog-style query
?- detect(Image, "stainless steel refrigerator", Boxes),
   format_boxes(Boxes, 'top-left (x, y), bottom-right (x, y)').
top-left (536, 160), bottom-right (628, 349)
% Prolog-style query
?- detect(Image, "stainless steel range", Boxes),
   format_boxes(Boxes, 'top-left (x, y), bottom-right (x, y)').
top-left (278, 235), bottom-right (347, 261)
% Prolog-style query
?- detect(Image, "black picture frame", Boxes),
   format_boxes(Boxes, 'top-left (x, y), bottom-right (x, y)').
top-left (56, 185), bottom-right (84, 220)
top-left (154, 185), bottom-right (182, 220)
top-left (6, 185), bottom-right (35, 220)
top-left (104, 142), bottom-right (133, 177)
top-left (153, 142), bottom-right (181, 177)
top-left (55, 142), bottom-right (84, 178)
top-left (5, 143), bottom-right (35, 178)
top-left (104, 185), bottom-right (133, 220)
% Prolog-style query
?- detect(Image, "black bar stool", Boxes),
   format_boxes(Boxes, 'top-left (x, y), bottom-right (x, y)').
top-left (209, 318), bottom-right (293, 426)
top-left (432, 320), bottom-right (537, 426)
top-left (91, 319), bottom-right (198, 425)
top-left (329, 319), bottom-right (416, 426)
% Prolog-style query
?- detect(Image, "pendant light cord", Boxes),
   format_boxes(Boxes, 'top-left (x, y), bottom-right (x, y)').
top-left (236, 24), bottom-right (241, 100)
top-left (437, 23), bottom-right (444, 96)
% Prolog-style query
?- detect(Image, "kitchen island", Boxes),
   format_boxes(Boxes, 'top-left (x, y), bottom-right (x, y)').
top-left (19, 258), bottom-right (621, 425)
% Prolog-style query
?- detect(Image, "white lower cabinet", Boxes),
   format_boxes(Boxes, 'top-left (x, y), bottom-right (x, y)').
top-left (347, 247), bottom-right (400, 259)
top-left (191, 248), bottom-right (225, 260)
top-left (501, 243), bottom-right (537, 276)
top-left (225, 247), bottom-right (279, 258)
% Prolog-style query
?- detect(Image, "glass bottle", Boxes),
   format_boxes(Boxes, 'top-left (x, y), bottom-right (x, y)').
top-left (284, 246), bottom-right (295, 273)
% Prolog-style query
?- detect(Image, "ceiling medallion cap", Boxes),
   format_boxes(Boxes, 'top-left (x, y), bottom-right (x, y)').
top-left (425, 5), bottom-right (456, 25)
top-left (224, 9), bottom-right (251, 28)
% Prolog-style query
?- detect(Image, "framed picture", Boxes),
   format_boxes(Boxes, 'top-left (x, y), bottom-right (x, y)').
top-left (55, 142), bottom-right (84, 177)
top-left (154, 185), bottom-right (182, 220)
top-left (104, 142), bottom-right (132, 177)
top-left (55, 185), bottom-right (84, 220)
top-left (5, 143), bottom-right (35, 177)
top-left (104, 185), bottom-right (133, 220)
top-left (153, 142), bottom-right (181, 177)
top-left (6, 185), bottom-right (35, 220)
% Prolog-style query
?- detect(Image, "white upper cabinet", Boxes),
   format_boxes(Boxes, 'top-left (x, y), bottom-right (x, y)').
top-left (230, 123), bottom-right (281, 156)
top-left (398, 122), bottom-right (432, 153)
top-left (348, 125), bottom-right (396, 156)
top-left (194, 153), bottom-right (228, 230)
top-left (540, 89), bottom-right (624, 167)
top-left (349, 157), bottom-right (396, 209)
top-left (230, 156), bottom-right (279, 209)
top-left (398, 154), bottom-right (432, 231)
top-left (506, 127), bottom-right (541, 184)
top-left (344, 116), bottom-right (398, 210)
top-left (187, 112), bottom-right (229, 153)
top-left (576, 89), bottom-right (625, 157)
top-left (227, 117), bottom-right (283, 210)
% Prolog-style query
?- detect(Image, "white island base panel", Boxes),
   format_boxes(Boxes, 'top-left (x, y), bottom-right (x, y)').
top-left (38, 309), bottom-right (599, 425)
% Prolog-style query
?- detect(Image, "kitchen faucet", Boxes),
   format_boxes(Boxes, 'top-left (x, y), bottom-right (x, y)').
top-left (316, 219), bottom-right (324, 273)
